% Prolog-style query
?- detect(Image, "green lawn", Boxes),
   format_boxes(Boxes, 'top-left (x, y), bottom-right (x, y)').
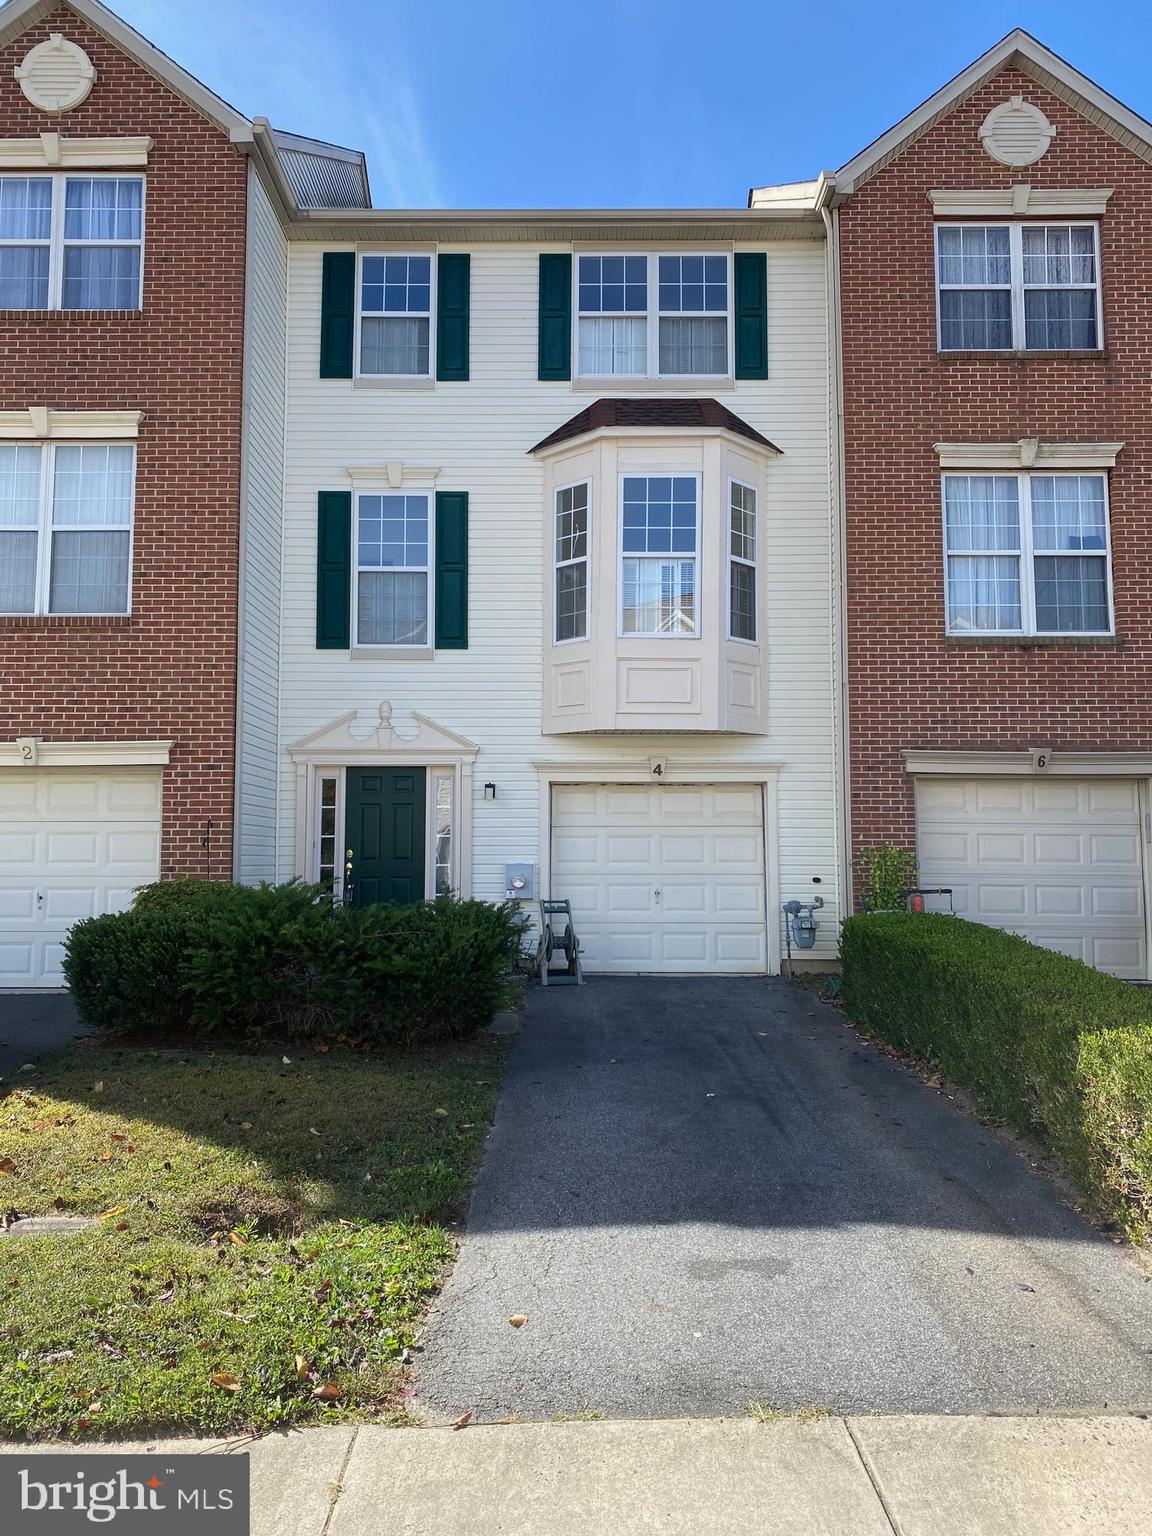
top-left (0, 1038), bottom-right (505, 1440)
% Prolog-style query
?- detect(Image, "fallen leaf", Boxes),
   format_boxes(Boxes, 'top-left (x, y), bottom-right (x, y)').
top-left (211, 1372), bottom-right (242, 1392)
top-left (434, 1108), bottom-right (449, 1118)
top-left (240, 1122), bottom-right (253, 1132)
top-left (98, 1206), bottom-right (127, 1221)
top-left (195, 1339), bottom-right (214, 1352)
top-left (312, 1383), bottom-right (342, 1401)
top-left (93, 1081), bottom-right (104, 1094)
top-left (114, 1222), bottom-right (129, 1233)
top-left (110, 1134), bottom-right (126, 1143)
top-left (451, 1410), bottom-right (472, 1430)
top-left (98, 1151), bottom-right (113, 1162)
top-left (227, 1230), bottom-right (247, 1248)
top-left (295, 1355), bottom-right (310, 1379)
top-left (52, 1197), bottom-right (67, 1212)
top-left (281, 1057), bottom-right (292, 1065)
top-left (508, 1315), bottom-right (528, 1328)
top-left (1016, 1283), bottom-right (1037, 1294)
top-left (0, 1159), bottom-right (16, 1176)
top-left (495, 1413), bottom-right (521, 1425)
top-left (86, 1402), bottom-right (102, 1415)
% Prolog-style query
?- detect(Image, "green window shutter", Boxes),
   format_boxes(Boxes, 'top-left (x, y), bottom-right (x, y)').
top-left (316, 491), bottom-right (351, 649)
top-left (538, 253), bottom-right (572, 380)
top-left (319, 252), bottom-right (355, 378)
top-left (734, 252), bottom-right (768, 380)
top-left (436, 253), bottom-right (470, 380)
top-left (435, 491), bottom-right (468, 649)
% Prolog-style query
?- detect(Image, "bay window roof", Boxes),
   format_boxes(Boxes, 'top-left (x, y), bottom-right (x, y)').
top-left (529, 397), bottom-right (781, 456)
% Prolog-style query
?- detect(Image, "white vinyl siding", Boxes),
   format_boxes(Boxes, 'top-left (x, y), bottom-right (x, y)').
top-left (235, 164), bottom-right (287, 883)
top-left (935, 223), bottom-right (1101, 351)
top-left (0, 173), bottom-right (143, 310)
top-left (276, 239), bottom-right (840, 964)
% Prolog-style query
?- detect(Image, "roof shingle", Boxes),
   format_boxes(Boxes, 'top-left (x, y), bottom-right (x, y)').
top-left (529, 398), bottom-right (781, 455)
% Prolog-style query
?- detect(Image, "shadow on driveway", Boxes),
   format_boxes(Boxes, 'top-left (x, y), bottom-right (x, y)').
top-left (415, 975), bottom-right (1152, 1420)
top-left (0, 994), bottom-right (88, 1076)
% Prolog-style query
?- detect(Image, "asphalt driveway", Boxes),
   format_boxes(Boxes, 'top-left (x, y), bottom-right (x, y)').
top-left (0, 993), bottom-right (87, 1075)
top-left (415, 976), bottom-right (1152, 1420)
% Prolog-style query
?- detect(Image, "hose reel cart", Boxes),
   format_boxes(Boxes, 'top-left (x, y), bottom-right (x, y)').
top-left (537, 899), bottom-right (584, 986)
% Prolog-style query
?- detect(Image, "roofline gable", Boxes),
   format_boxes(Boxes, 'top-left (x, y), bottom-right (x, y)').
top-left (834, 28), bottom-right (1152, 194)
top-left (0, 0), bottom-right (254, 142)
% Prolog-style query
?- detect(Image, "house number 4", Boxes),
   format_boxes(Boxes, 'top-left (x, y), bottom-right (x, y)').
top-left (649, 758), bottom-right (667, 779)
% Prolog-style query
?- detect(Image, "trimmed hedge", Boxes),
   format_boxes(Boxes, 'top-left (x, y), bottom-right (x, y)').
top-left (840, 912), bottom-right (1152, 1243)
top-left (64, 882), bottom-right (523, 1047)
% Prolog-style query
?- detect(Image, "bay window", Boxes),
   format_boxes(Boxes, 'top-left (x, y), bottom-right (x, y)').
top-left (355, 491), bottom-right (430, 646)
top-left (943, 472), bottom-right (1112, 636)
top-left (620, 475), bottom-right (698, 635)
top-left (0, 441), bottom-right (134, 615)
top-left (935, 223), bottom-right (1100, 351)
top-left (577, 254), bottom-right (730, 378)
top-left (554, 481), bottom-right (589, 641)
top-left (0, 174), bottom-right (143, 310)
top-left (358, 253), bottom-right (432, 376)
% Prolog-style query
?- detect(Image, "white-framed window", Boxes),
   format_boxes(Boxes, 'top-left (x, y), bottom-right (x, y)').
top-left (0, 174), bottom-right (144, 311)
top-left (620, 474), bottom-right (698, 636)
top-left (576, 253), bottom-right (731, 378)
top-left (354, 491), bottom-right (432, 646)
top-left (942, 472), bottom-right (1113, 636)
top-left (432, 771), bottom-right (454, 896)
top-left (357, 252), bottom-right (433, 376)
top-left (0, 441), bottom-right (135, 615)
top-left (554, 480), bottom-right (589, 642)
top-left (935, 223), bottom-right (1101, 351)
top-left (728, 479), bottom-right (756, 642)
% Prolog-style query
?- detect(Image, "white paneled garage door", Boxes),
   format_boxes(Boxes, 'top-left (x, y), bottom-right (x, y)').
top-left (0, 769), bottom-right (162, 988)
top-left (550, 783), bottom-right (767, 973)
top-left (916, 777), bottom-right (1147, 978)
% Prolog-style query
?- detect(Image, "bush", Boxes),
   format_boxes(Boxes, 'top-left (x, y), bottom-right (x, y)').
top-left (853, 844), bottom-right (918, 911)
top-left (840, 912), bottom-right (1152, 1242)
top-left (65, 882), bottom-right (523, 1047)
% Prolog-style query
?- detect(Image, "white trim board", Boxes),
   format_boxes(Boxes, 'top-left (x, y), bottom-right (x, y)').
top-left (934, 440), bottom-right (1123, 469)
top-left (0, 409), bottom-right (142, 440)
top-left (0, 134), bottom-right (152, 168)
top-left (905, 750), bottom-right (1152, 777)
top-left (928, 186), bottom-right (1113, 217)
top-left (0, 739), bottom-right (172, 767)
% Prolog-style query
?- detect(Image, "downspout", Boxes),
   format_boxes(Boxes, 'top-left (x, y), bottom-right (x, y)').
top-left (820, 182), bottom-right (854, 922)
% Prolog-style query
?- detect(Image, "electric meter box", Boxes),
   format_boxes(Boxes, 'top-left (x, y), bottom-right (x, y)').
top-left (505, 863), bottom-right (535, 900)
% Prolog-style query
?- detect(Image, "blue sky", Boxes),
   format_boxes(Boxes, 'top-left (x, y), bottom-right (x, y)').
top-left (112, 0), bottom-right (1152, 208)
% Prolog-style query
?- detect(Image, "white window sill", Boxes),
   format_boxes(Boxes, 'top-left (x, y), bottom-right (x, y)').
top-left (571, 376), bottom-right (735, 394)
top-left (350, 645), bottom-right (436, 661)
top-left (352, 376), bottom-right (436, 391)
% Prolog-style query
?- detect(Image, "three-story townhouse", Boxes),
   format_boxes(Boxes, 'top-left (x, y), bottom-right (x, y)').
top-left (0, 0), bottom-right (365, 987)
top-left (808, 30), bottom-right (1152, 977)
top-left (250, 200), bottom-right (845, 973)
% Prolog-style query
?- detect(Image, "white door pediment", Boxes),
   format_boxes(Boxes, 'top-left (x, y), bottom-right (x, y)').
top-left (288, 703), bottom-right (478, 762)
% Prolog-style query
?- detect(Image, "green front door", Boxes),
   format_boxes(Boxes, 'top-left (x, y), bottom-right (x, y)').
top-left (344, 768), bottom-right (427, 907)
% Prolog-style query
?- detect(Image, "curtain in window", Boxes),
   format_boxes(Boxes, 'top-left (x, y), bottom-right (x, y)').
top-left (658, 316), bottom-right (726, 374)
top-left (357, 570), bottom-right (428, 644)
top-left (62, 246), bottom-right (140, 309)
top-left (944, 475), bottom-right (1022, 631)
top-left (946, 554), bottom-right (1021, 632)
top-left (0, 247), bottom-right (49, 308)
top-left (578, 316), bottom-right (646, 374)
top-left (434, 776), bottom-right (453, 896)
top-left (49, 530), bottom-right (129, 613)
top-left (0, 444), bottom-right (42, 612)
top-left (1031, 475), bottom-right (1108, 631)
top-left (360, 315), bottom-right (429, 375)
top-left (621, 558), bottom-right (696, 635)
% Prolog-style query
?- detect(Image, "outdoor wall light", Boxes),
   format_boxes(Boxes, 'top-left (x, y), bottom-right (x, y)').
top-left (483, 782), bottom-right (497, 800)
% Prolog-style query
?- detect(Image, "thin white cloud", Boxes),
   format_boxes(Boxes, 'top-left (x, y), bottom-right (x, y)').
top-left (110, 0), bottom-right (445, 207)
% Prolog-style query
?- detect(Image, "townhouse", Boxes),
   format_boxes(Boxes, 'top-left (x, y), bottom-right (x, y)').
top-left (6, 6), bottom-right (1149, 986)
top-left (243, 201), bottom-right (843, 972)
top-left (0, 0), bottom-right (363, 986)
top-left (821, 32), bottom-right (1152, 979)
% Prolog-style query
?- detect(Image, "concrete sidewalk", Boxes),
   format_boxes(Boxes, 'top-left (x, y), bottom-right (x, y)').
top-left (5, 1415), bottom-right (1151, 1535)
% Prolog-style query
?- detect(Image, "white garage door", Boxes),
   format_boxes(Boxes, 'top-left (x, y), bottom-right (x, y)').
top-left (550, 783), bottom-right (767, 973)
top-left (0, 769), bottom-right (162, 988)
top-left (916, 777), bottom-right (1147, 978)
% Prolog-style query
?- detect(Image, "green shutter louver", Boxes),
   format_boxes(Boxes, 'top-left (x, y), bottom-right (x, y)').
top-left (734, 252), bottom-right (768, 380)
top-left (316, 491), bottom-right (352, 649)
top-left (436, 253), bottom-right (470, 381)
top-left (435, 491), bottom-right (468, 649)
top-left (538, 253), bottom-right (572, 380)
top-left (319, 252), bottom-right (356, 378)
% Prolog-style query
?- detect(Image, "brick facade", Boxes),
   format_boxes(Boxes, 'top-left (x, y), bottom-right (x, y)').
top-left (838, 64), bottom-right (1152, 873)
top-left (0, 8), bottom-right (247, 875)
